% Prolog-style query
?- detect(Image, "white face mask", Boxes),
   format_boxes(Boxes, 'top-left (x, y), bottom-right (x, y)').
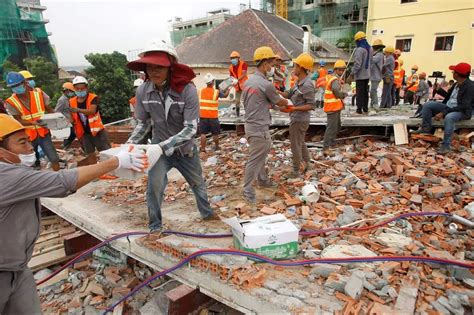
top-left (267, 66), bottom-right (275, 77)
top-left (19, 153), bottom-right (36, 167)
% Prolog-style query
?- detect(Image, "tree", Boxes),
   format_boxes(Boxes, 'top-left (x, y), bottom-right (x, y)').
top-left (84, 52), bottom-right (133, 123)
top-left (24, 57), bottom-right (62, 104)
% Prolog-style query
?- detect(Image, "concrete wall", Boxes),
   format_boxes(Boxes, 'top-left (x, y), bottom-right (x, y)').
top-left (367, 0), bottom-right (474, 81)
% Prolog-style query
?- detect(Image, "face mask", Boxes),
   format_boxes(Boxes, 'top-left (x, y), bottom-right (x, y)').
top-left (66, 91), bottom-right (75, 98)
top-left (19, 152), bottom-right (36, 167)
top-left (28, 80), bottom-right (36, 88)
top-left (411, 70), bottom-right (416, 74)
top-left (231, 59), bottom-right (239, 66)
top-left (75, 90), bottom-right (87, 98)
top-left (12, 85), bottom-right (26, 95)
top-left (267, 66), bottom-right (275, 77)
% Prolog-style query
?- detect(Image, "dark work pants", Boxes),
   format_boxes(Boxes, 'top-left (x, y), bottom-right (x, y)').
top-left (63, 126), bottom-right (76, 148)
top-left (356, 79), bottom-right (369, 113)
top-left (0, 269), bottom-right (41, 315)
top-left (323, 111), bottom-right (342, 148)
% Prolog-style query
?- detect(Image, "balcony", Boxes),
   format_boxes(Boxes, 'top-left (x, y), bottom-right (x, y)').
top-left (16, 0), bottom-right (47, 11)
top-left (319, 0), bottom-right (335, 5)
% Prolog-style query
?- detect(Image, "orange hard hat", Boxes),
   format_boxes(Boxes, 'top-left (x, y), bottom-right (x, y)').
top-left (411, 65), bottom-right (419, 70)
top-left (0, 114), bottom-right (25, 141)
top-left (62, 82), bottom-right (75, 91)
top-left (419, 72), bottom-right (427, 79)
top-left (230, 51), bottom-right (240, 58)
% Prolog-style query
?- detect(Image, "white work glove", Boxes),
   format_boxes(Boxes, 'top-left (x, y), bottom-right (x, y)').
top-left (133, 144), bottom-right (163, 172)
top-left (115, 145), bottom-right (148, 172)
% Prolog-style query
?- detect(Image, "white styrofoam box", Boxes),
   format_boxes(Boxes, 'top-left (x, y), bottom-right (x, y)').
top-left (39, 113), bottom-right (72, 130)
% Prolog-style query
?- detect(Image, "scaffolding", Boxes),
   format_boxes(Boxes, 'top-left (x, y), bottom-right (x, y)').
top-left (261, 0), bottom-right (368, 48)
top-left (0, 0), bottom-right (56, 76)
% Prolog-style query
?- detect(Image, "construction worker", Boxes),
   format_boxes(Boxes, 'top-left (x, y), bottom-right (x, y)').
top-left (126, 39), bottom-right (219, 233)
top-left (353, 31), bottom-right (372, 114)
top-left (54, 82), bottom-right (76, 149)
top-left (392, 50), bottom-right (404, 106)
top-left (129, 78), bottom-right (144, 127)
top-left (318, 60), bottom-right (328, 79)
top-left (405, 65), bottom-right (419, 104)
top-left (323, 60), bottom-right (348, 153)
top-left (229, 51), bottom-right (248, 117)
top-left (4, 72), bottom-right (61, 171)
top-left (69, 76), bottom-right (111, 162)
top-left (380, 46), bottom-right (395, 108)
top-left (273, 55), bottom-right (288, 92)
top-left (0, 114), bottom-right (146, 314)
top-left (279, 53), bottom-right (316, 177)
top-left (370, 39), bottom-right (385, 107)
top-left (413, 62), bottom-right (474, 154)
top-left (18, 70), bottom-right (37, 90)
top-left (315, 69), bottom-right (328, 108)
top-left (241, 46), bottom-right (289, 204)
top-left (199, 73), bottom-right (230, 152)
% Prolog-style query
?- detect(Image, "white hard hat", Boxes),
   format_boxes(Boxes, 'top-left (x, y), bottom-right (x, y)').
top-left (133, 78), bottom-right (144, 87)
top-left (204, 73), bottom-right (215, 84)
top-left (139, 39), bottom-right (178, 61)
top-left (73, 76), bottom-right (88, 85)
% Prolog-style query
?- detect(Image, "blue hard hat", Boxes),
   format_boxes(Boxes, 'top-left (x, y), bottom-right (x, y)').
top-left (319, 61), bottom-right (326, 66)
top-left (328, 69), bottom-right (334, 74)
top-left (6, 72), bottom-right (25, 88)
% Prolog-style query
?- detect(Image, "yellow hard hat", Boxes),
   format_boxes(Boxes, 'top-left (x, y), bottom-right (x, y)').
top-left (383, 46), bottom-right (395, 53)
top-left (354, 31), bottom-right (366, 41)
top-left (253, 46), bottom-right (276, 63)
top-left (62, 82), bottom-right (75, 91)
top-left (372, 39), bottom-right (385, 47)
top-left (293, 53), bottom-right (314, 71)
top-left (0, 114), bottom-right (25, 141)
top-left (19, 70), bottom-right (34, 79)
top-left (398, 59), bottom-right (404, 66)
top-left (334, 60), bottom-right (347, 69)
top-left (275, 54), bottom-right (282, 60)
top-left (411, 65), bottom-right (419, 70)
top-left (230, 51), bottom-right (241, 58)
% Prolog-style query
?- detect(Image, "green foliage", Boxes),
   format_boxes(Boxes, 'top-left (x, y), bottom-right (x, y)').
top-left (336, 36), bottom-right (355, 52)
top-left (84, 51), bottom-right (133, 123)
top-left (24, 57), bottom-right (62, 105)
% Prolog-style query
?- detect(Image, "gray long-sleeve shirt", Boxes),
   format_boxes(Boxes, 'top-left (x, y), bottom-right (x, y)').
top-left (353, 47), bottom-right (372, 80)
top-left (383, 55), bottom-right (395, 80)
top-left (0, 163), bottom-right (77, 271)
top-left (370, 51), bottom-right (384, 82)
top-left (54, 94), bottom-right (72, 121)
top-left (415, 79), bottom-right (430, 98)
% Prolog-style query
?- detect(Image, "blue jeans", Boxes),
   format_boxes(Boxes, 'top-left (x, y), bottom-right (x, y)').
top-left (421, 101), bottom-right (467, 148)
top-left (147, 145), bottom-right (213, 230)
top-left (32, 133), bottom-right (60, 164)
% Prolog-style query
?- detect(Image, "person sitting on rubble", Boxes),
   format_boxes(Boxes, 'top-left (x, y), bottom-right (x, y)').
top-left (323, 60), bottom-right (348, 155)
top-left (412, 62), bottom-right (474, 154)
top-left (199, 73), bottom-right (230, 153)
top-left (241, 46), bottom-right (289, 204)
top-left (279, 53), bottom-right (316, 178)
top-left (69, 76), bottom-right (112, 164)
top-left (126, 39), bottom-right (219, 233)
top-left (411, 72), bottom-right (430, 118)
top-left (0, 113), bottom-right (146, 315)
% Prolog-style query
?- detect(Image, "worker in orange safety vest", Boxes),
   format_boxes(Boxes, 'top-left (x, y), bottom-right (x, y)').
top-left (199, 73), bottom-right (230, 152)
top-left (229, 51), bottom-right (248, 117)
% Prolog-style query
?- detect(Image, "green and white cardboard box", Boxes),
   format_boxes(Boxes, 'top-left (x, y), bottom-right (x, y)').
top-left (224, 214), bottom-right (299, 260)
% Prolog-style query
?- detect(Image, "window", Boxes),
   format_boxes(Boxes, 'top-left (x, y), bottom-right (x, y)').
top-left (395, 38), bottom-right (412, 52)
top-left (305, 0), bottom-right (314, 4)
top-left (434, 35), bottom-right (454, 51)
top-left (401, 0), bottom-right (417, 3)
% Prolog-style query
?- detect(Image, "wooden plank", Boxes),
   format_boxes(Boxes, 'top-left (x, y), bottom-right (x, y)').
top-left (34, 237), bottom-right (63, 252)
top-left (28, 247), bottom-right (66, 271)
top-left (32, 244), bottom-right (64, 257)
top-left (41, 217), bottom-right (61, 226)
top-left (393, 123), bottom-right (408, 145)
top-left (36, 232), bottom-right (60, 244)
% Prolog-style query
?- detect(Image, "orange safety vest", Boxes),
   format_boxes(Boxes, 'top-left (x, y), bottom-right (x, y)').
top-left (129, 96), bottom-right (136, 106)
top-left (323, 75), bottom-right (344, 113)
top-left (70, 93), bottom-right (105, 139)
top-left (318, 68), bottom-right (328, 79)
top-left (316, 75), bottom-right (327, 88)
top-left (290, 74), bottom-right (298, 88)
top-left (394, 61), bottom-right (404, 88)
top-left (199, 87), bottom-right (219, 119)
top-left (407, 75), bottom-right (419, 92)
top-left (5, 90), bottom-right (49, 141)
top-left (229, 61), bottom-right (248, 92)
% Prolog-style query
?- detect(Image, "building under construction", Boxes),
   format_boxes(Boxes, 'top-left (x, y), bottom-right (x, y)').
top-left (0, 0), bottom-right (56, 76)
top-left (261, 0), bottom-right (368, 49)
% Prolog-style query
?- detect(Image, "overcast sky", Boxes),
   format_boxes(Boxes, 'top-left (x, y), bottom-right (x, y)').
top-left (43, 0), bottom-right (260, 67)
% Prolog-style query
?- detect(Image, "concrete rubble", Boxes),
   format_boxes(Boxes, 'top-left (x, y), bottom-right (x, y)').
top-left (51, 129), bottom-right (474, 314)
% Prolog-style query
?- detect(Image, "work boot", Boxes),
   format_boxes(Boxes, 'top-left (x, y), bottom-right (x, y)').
top-left (437, 146), bottom-right (451, 155)
top-left (203, 212), bottom-right (220, 221)
top-left (257, 180), bottom-right (278, 188)
top-left (287, 170), bottom-right (301, 178)
top-left (303, 161), bottom-right (312, 173)
top-left (411, 128), bottom-right (430, 135)
top-left (242, 192), bottom-right (256, 205)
